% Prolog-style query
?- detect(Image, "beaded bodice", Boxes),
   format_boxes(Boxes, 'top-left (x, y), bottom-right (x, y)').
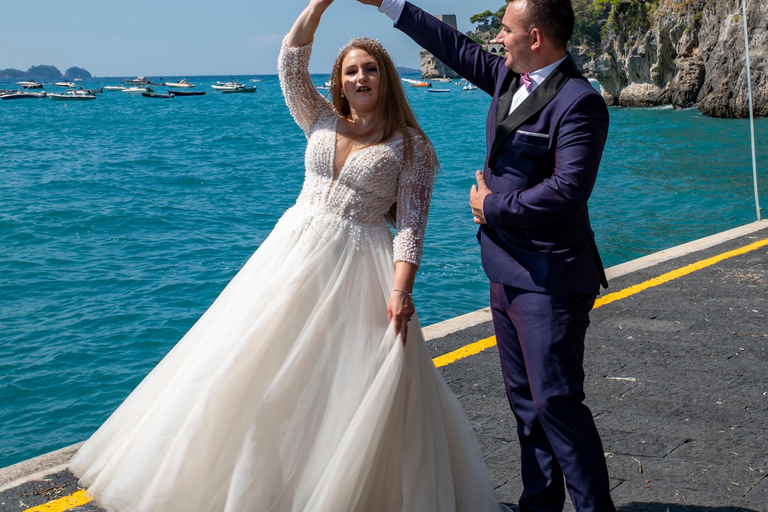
top-left (278, 40), bottom-right (434, 267)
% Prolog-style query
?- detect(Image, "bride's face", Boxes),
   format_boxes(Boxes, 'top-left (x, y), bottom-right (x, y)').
top-left (340, 49), bottom-right (380, 115)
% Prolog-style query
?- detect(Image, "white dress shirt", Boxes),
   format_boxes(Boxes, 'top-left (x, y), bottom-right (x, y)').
top-left (508, 56), bottom-right (566, 115)
top-left (379, 0), bottom-right (405, 22)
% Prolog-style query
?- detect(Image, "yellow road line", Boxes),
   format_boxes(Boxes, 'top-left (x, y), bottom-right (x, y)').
top-left (433, 335), bottom-right (497, 368)
top-left (431, 237), bottom-right (768, 367)
top-left (24, 490), bottom-right (91, 511)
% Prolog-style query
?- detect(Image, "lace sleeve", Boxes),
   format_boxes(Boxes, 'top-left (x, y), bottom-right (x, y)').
top-left (393, 139), bottom-right (436, 268)
top-left (278, 38), bottom-right (336, 137)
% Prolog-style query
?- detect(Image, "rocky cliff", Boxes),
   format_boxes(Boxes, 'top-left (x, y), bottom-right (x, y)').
top-left (592, 0), bottom-right (767, 118)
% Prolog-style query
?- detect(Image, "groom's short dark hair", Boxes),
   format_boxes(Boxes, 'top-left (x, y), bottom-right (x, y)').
top-left (517, 0), bottom-right (575, 50)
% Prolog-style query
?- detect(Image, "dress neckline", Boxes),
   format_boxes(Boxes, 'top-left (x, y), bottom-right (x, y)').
top-left (327, 117), bottom-right (405, 202)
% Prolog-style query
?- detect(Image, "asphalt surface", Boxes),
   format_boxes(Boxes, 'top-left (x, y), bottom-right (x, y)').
top-left (1, 225), bottom-right (766, 511)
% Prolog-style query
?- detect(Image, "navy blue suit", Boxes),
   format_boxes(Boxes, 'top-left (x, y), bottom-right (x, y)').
top-left (393, 3), bottom-right (615, 511)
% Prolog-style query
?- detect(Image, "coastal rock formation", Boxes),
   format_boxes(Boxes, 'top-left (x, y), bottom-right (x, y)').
top-left (420, 49), bottom-right (461, 79)
top-left (593, 0), bottom-right (767, 117)
top-left (64, 67), bottom-right (92, 80)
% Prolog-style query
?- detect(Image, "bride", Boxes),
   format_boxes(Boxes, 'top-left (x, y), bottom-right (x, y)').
top-left (70, 1), bottom-right (502, 510)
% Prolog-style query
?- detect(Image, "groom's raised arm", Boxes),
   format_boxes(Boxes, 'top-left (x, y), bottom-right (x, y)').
top-left (359, 0), bottom-right (507, 95)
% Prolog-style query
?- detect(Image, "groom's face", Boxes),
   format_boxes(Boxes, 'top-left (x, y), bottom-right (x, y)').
top-left (496, 0), bottom-right (534, 74)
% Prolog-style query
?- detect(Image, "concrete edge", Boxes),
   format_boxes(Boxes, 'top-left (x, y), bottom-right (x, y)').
top-left (422, 307), bottom-right (492, 340)
top-left (0, 442), bottom-right (83, 491)
top-left (604, 220), bottom-right (768, 281)
top-left (2, 220), bottom-right (766, 488)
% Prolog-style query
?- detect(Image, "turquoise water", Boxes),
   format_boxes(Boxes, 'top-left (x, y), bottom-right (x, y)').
top-left (1, 74), bottom-right (766, 469)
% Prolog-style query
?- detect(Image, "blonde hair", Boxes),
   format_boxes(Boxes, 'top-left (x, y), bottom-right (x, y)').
top-left (329, 37), bottom-right (438, 175)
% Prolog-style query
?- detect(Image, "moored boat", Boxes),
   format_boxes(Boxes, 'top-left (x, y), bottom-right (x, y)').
top-left (126, 76), bottom-right (148, 85)
top-left (1, 90), bottom-right (47, 100)
top-left (50, 90), bottom-right (96, 101)
top-left (168, 89), bottom-right (206, 96)
top-left (16, 81), bottom-right (43, 89)
top-left (122, 86), bottom-right (148, 94)
top-left (55, 81), bottom-right (77, 88)
top-left (142, 88), bottom-right (174, 98)
top-left (104, 85), bottom-right (126, 91)
top-left (163, 79), bottom-right (194, 88)
top-left (463, 83), bottom-right (478, 91)
top-left (221, 85), bottom-right (256, 94)
top-left (427, 88), bottom-right (451, 93)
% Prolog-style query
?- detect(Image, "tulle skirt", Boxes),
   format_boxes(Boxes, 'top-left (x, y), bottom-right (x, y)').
top-left (70, 206), bottom-right (501, 512)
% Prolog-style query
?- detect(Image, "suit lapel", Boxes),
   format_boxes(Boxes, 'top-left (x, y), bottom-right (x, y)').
top-left (490, 55), bottom-right (579, 161)
top-left (496, 76), bottom-right (519, 126)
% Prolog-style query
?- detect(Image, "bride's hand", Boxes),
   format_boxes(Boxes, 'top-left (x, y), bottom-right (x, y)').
top-left (388, 290), bottom-right (414, 346)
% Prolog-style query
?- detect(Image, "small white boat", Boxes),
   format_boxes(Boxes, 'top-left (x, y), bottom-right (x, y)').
top-left (463, 83), bottom-right (478, 91)
top-left (212, 80), bottom-right (249, 91)
top-left (55, 81), bottom-right (77, 88)
top-left (163, 79), bottom-right (194, 88)
top-left (122, 86), bottom-right (149, 94)
top-left (16, 80), bottom-right (43, 89)
top-left (104, 85), bottom-right (126, 91)
top-left (427, 88), bottom-right (451, 93)
top-left (433, 78), bottom-right (452, 83)
top-left (126, 76), bottom-right (148, 85)
top-left (50, 90), bottom-right (96, 101)
top-left (1, 90), bottom-right (47, 100)
top-left (317, 81), bottom-right (331, 90)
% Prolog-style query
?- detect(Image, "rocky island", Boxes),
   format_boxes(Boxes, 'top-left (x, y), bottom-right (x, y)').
top-left (0, 65), bottom-right (92, 81)
top-left (421, 0), bottom-right (765, 118)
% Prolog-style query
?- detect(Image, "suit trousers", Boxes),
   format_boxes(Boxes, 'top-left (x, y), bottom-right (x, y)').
top-left (489, 282), bottom-right (615, 512)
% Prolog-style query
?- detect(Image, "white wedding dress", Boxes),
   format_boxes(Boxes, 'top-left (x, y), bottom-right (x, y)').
top-left (69, 40), bottom-right (502, 512)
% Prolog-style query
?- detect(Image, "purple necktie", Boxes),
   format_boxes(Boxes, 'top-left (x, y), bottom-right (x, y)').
top-left (520, 73), bottom-right (533, 93)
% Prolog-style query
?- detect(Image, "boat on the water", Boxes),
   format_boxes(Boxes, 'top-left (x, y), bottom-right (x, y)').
top-left (211, 80), bottom-right (243, 90)
top-left (104, 85), bottom-right (126, 91)
top-left (55, 81), bottom-right (77, 88)
top-left (126, 76), bottom-right (148, 85)
top-left (142, 88), bottom-right (174, 99)
top-left (16, 81), bottom-right (43, 89)
top-left (402, 78), bottom-right (431, 87)
top-left (221, 85), bottom-right (256, 94)
top-left (50, 90), bottom-right (96, 101)
top-left (1, 90), bottom-right (47, 100)
top-left (463, 83), bottom-right (478, 91)
top-left (122, 86), bottom-right (149, 94)
top-left (433, 78), bottom-right (452, 83)
top-left (163, 79), bottom-right (194, 88)
top-left (427, 88), bottom-right (451, 93)
top-left (168, 89), bottom-right (206, 96)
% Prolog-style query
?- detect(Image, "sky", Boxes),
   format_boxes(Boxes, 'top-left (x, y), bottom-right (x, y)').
top-left (0, 0), bottom-right (495, 78)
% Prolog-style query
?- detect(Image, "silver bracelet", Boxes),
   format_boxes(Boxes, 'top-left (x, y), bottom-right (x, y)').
top-left (391, 288), bottom-right (413, 301)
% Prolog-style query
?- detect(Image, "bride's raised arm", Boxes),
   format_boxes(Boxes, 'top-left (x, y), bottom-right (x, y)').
top-left (279, 0), bottom-right (337, 137)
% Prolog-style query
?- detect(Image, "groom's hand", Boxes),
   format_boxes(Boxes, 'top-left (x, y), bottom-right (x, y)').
top-left (470, 170), bottom-right (491, 224)
top-left (356, 0), bottom-right (384, 6)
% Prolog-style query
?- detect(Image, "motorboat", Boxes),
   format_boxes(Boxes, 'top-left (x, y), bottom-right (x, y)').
top-left (427, 88), bottom-right (451, 93)
top-left (142, 87), bottom-right (174, 98)
top-left (433, 78), bottom-right (452, 83)
top-left (16, 81), bottom-right (43, 89)
top-left (168, 89), bottom-right (206, 96)
top-left (163, 79), bottom-right (194, 88)
top-left (50, 90), bottom-right (96, 101)
top-left (122, 86), bottom-right (149, 94)
top-left (317, 81), bottom-right (330, 91)
top-left (1, 90), bottom-right (47, 100)
top-left (409, 82), bottom-right (431, 87)
top-left (463, 83), bottom-right (478, 91)
top-left (126, 76), bottom-right (148, 85)
top-left (104, 85), bottom-right (126, 91)
top-left (211, 79), bottom-right (244, 90)
top-left (221, 85), bottom-right (256, 94)
top-left (0, 89), bottom-right (16, 96)
top-left (55, 81), bottom-right (77, 88)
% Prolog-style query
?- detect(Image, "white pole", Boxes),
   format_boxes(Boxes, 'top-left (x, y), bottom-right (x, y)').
top-left (742, 0), bottom-right (761, 221)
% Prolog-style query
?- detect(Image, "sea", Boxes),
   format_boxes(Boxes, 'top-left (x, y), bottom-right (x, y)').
top-left (1, 74), bottom-right (766, 469)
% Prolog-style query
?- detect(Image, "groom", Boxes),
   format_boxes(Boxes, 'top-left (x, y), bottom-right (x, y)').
top-left (358, 0), bottom-right (615, 510)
